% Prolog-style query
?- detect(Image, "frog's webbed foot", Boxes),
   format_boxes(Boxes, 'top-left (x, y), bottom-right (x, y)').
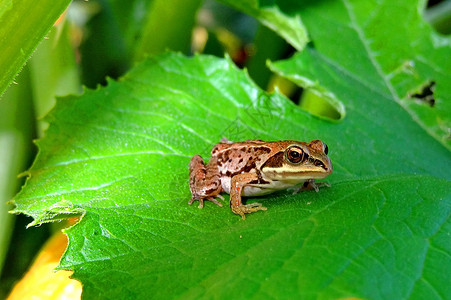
top-left (231, 202), bottom-right (267, 220)
top-left (189, 194), bottom-right (224, 209)
top-left (292, 179), bottom-right (330, 194)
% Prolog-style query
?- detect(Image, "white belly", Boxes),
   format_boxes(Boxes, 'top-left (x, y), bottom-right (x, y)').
top-left (221, 177), bottom-right (305, 197)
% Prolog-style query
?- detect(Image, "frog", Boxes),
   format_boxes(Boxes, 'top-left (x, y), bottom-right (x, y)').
top-left (188, 139), bottom-right (333, 219)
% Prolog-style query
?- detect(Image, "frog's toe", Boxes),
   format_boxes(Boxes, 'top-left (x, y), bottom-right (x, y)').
top-left (232, 203), bottom-right (267, 219)
top-left (293, 180), bottom-right (330, 194)
top-left (244, 202), bottom-right (266, 209)
top-left (197, 199), bottom-right (204, 209)
top-left (208, 197), bottom-right (223, 207)
top-left (189, 196), bottom-right (224, 209)
top-left (188, 198), bottom-right (204, 208)
top-left (188, 197), bottom-right (196, 205)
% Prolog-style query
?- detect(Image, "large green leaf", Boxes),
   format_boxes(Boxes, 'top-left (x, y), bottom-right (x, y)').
top-left (12, 51), bottom-right (451, 298)
top-left (217, 0), bottom-right (309, 51)
top-left (11, 1), bottom-right (451, 299)
top-left (0, 0), bottom-right (72, 96)
top-left (269, 0), bottom-right (451, 151)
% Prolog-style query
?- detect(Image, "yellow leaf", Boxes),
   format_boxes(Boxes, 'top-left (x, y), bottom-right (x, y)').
top-left (7, 232), bottom-right (82, 300)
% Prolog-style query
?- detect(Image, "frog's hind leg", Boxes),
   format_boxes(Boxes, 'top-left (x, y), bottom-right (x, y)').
top-left (188, 155), bottom-right (224, 208)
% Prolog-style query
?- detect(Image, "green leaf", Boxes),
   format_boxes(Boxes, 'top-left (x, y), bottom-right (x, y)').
top-left (29, 20), bottom-right (81, 136)
top-left (0, 0), bottom-right (72, 96)
top-left (11, 0), bottom-right (451, 298)
top-left (0, 66), bottom-right (36, 281)
top-left (12, 50), bottom-right (451, 298)
top-left (269, 0), bottom-right (451, 151)
top-left (217, 0), bottom-right (309, 51)
top-left (134, 0), bottom-right (202, 60)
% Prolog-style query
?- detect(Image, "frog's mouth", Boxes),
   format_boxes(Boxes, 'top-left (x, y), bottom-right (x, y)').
top-left (261, 163), bottom-right (332, 181)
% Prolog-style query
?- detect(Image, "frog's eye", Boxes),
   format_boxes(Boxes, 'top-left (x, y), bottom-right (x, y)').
top-left (324, 144), bottom-right (329, 155)
top-left (286, 147), bottom-right (306, 164)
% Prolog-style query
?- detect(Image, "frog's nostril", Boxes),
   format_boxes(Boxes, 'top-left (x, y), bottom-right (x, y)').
top-left (314, 160), bottom-right (325, 169)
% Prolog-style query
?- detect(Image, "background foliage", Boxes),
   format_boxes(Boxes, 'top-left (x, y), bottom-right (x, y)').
top-left (1, 0), bottom-right (451, 299)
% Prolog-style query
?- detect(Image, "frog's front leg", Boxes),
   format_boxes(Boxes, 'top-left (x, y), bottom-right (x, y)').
top-left (188, 155), bottom-right (224, 208)
top-left (292, 179), bottom-right (331, 194)
top-left (230, 173), bottom-right (267, 219)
